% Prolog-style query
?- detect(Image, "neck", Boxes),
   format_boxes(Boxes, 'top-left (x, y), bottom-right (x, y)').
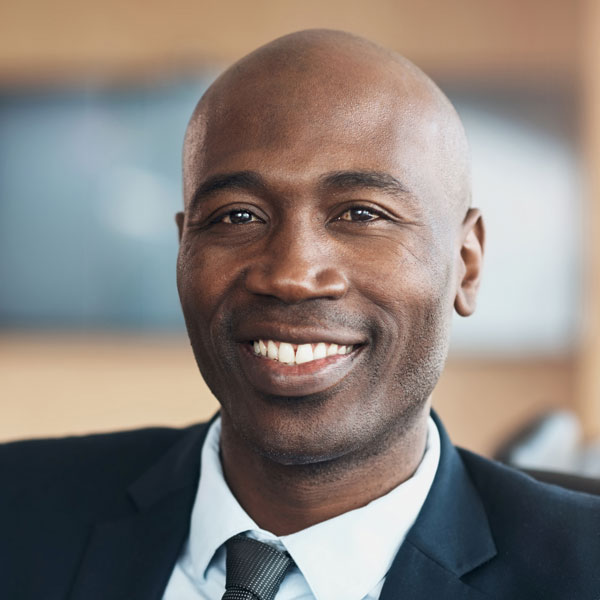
top-left (219, 405), bottom-right (430, 536)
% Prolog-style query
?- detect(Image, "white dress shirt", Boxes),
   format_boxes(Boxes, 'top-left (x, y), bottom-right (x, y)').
top-left (163, 416), bottom-right (440, 600)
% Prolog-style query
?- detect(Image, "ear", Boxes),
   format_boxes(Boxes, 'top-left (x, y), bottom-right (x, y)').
top-left (175, 212), bottom-right (185, 242)
top-left (454, 208), bottom-right (485, 317)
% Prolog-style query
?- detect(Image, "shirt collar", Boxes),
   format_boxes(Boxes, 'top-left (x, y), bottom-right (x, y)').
top-left (188, 416), bottom-right (440, 600)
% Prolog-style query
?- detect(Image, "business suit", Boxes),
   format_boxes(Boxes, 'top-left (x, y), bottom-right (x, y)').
top-left (2, 414), bottom-right (599, 600)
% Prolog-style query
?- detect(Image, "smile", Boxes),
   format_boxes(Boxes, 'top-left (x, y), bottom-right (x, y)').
top-left (252, 339), bottom-right (354, 366)
top-left (237, 334), bottom-right (364, 397)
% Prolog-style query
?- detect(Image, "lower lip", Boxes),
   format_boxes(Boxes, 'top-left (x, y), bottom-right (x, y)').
top-left (237, 343), bottom-right (363, 397)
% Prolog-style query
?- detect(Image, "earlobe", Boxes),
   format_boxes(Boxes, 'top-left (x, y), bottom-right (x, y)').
top-left (175, 212), bottom-right (185, 242)
top-left (454, 208), bottom-right (485, 317)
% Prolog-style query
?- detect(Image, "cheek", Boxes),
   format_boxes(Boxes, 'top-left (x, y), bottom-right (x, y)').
top-left (177, 239), bottom-right (241, 318)
top-left (177, 241), bottom-right (248, 396)
top-left (352, 238), bottom-right (455, 350)
top-left (353, 240), bottom-right (441, 311)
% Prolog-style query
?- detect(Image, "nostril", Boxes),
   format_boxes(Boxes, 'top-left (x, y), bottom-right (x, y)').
top-left (315, 269), bottom-right (349, 297)
top-left (244, 263), bottom-right (348, 303)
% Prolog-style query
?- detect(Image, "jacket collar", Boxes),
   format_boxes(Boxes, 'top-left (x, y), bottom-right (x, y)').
top-left (380, 412), bottom-right (497, 599)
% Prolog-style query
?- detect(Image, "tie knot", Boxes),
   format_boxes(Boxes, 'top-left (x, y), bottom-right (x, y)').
top-left (223, 534), bottom-right (294, 600)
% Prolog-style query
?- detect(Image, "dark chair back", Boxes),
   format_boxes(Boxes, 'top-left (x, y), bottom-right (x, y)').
top-left (524, 468), bottom-right (600, 496)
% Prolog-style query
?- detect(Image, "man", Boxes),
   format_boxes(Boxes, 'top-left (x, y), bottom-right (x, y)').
top-left (1, 29), bottom-right (599, 600)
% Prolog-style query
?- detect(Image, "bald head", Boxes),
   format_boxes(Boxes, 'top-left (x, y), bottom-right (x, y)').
top-left (183, 29), bottom-right (471, 221)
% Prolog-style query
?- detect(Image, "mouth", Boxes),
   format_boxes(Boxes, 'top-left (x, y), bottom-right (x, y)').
top-left (237, 337), bottom-right (364, 397)
top-left (251, 339), bottom-right (355, 366)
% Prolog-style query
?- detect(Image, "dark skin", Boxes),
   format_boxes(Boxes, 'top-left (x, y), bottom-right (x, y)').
top-left (176, 30), bottom-right (484, 535)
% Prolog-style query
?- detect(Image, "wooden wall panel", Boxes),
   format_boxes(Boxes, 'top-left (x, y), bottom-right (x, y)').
top-left (0, 0), bottom-right (580, 85)
top-left (578, 0), bottom-right (600, 438)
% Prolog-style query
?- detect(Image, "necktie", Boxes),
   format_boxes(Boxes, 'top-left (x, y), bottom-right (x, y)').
top-left (222, 534), bottom-right (295, 600)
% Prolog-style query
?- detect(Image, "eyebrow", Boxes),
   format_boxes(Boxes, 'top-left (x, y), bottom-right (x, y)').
top-left (319, 170), bottom-right (412, 197)
top-left (190, 171), bottom-right (267, 210)
top-left (189, 169), bottom-right (412, 210)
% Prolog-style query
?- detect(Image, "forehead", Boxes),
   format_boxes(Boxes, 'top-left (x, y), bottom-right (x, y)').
top-left (218, 111), bottom-right (429, 191)
top-left (185, 59), bottom-right (459, 219)
top-left (209, 103), bottom-right (406, 177)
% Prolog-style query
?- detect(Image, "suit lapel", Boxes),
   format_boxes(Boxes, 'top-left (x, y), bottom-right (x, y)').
top-left (68, 422), bottom-right (211, 600)
top-left (380, 413), bottom-right (497, 600)
top-left (380, 543), bottom-right (492, 600)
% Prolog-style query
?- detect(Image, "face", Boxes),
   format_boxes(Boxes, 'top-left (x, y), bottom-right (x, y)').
top-left (177, 64), bottom-right (481, 466)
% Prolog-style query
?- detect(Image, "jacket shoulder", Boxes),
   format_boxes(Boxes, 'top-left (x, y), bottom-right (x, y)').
top-left (459, 446), bottom-right (600, 519)
top-left (0, 424), bottom-right (206, 513)
top-left (0, 424), bottom-right (210, 599)
top-left (458, 448), bottom-right (600, 598)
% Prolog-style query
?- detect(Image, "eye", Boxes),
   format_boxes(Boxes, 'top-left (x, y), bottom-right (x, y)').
top-left (214, 209), bottom-right (262, 225)
top-left (337, 207), bottom-right (382, 222)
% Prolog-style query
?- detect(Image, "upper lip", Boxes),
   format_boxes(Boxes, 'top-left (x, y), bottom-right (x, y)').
top-left (234, 324), bottom-right (366, 347)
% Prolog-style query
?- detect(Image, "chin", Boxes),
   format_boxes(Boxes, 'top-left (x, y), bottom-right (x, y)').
top-left (251, 432), bottom-right (352, 466)
top-left (224, 396), bottom-right (402, 470)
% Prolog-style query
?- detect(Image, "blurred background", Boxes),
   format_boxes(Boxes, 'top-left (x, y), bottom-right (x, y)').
top-left (1, 0), bottom-right (599, 474)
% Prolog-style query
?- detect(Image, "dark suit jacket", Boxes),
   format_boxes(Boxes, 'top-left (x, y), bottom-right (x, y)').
top-left (2, 413), bottom-right (600, 600)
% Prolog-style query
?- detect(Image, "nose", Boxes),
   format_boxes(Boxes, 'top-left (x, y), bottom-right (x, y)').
top-left (244, 225), bottom-right (349, 304)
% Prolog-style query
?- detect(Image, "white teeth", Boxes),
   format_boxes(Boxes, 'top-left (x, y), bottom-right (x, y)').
top-left (253, 339), bottom-right (356, 365)
top-left (295, 343), bottom-right (314, 364)
top-left (278, 342), bottom-right (295, 364)
top-left (267, 340), bottom-right (278, 360)
top-left (258, 339), bottom-right (267, 357)
top-left (313, 342), bottom-right (327, 360)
